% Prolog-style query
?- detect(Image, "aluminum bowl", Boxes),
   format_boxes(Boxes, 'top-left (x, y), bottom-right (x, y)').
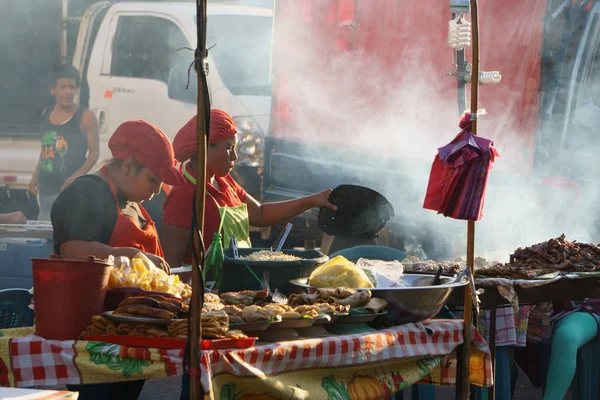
top-left (289, 274), bottom-right (467, 325)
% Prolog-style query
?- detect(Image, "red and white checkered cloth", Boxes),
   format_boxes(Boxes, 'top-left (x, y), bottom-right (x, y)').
top-left (4, 319), bottom-right (492, 391)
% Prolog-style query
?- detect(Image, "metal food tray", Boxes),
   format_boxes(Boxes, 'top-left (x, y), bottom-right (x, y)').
top-left (335, 311), bottom-right (388, 324)
top-left (229, 320), bottom-right (271, 332)
top-left (269, 317), bottom-right (316, 329)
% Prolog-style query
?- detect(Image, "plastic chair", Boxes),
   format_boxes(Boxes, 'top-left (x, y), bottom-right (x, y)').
top-left (329, 245), bottom-right (408, 262)
top-left (0, 288), bottom-right (35, 329)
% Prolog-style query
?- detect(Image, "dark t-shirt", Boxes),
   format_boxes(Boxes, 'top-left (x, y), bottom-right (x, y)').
top-left (39, 106), bottom-right (89, 195)
top-left (51, 174), bottom-right (147, 254)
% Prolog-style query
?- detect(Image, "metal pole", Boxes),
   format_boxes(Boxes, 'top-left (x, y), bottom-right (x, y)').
top-left (61, 0), bottom-right (68, 63)
top-left (189, 0), bottom-right (211, 398)
top-left (458, 0), bottom-right (480, 398)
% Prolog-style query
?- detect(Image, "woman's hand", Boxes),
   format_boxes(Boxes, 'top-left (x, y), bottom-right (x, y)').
top-left (145, 253), bottom-right (171, 274)
top-left (28, 176), bottom-right (39, 195)
top-left (311, 189), bottom-right (337, 210)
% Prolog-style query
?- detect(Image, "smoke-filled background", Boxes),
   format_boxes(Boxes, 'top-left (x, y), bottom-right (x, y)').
top-left (1, 0), bottom-right (598, 263)
top-left (267, 0), bottom-right (600, 262)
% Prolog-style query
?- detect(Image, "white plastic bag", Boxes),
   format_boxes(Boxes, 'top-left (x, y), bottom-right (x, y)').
top-left (356, 258), bottom-right (409, 288)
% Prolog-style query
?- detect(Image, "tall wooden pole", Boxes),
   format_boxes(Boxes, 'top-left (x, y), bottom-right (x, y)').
top-left (458, 0), bottom-right (479, 398)
top-left (189, 0), bottom-right (211, 398)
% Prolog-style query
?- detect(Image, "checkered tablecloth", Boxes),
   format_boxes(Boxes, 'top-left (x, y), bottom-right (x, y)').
top-left (0, 320), bottom-right (492, 399)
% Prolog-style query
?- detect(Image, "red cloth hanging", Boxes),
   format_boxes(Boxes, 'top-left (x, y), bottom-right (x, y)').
top-left (423, 112), bottom-right (500, 221)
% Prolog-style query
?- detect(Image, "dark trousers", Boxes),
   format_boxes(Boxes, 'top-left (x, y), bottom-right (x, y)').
top-left (179, 374), bottom-right (189, 400)
top-left (67, 380), bottom-right (145, 400)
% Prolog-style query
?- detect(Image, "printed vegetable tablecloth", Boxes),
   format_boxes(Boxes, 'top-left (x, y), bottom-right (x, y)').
top-left (0, 320), bottom-right (492, 400)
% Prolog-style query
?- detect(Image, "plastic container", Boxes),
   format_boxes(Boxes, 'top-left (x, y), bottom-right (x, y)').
top-left (0, 237), bottom-right (53, 289)
top-left (32, 256), bottom-right (112, 340)
top-left (219, 248), bottom-right (328, 295)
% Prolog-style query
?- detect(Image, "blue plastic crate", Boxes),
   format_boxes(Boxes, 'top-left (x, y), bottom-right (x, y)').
top-left (0, 237), bottom-right (53, 289)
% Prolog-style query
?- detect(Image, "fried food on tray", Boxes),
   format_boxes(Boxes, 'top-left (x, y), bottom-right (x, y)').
top-left (202, 301), bottom-right (225, 313)
top-left (363, 298), bottom-right (387, 313)
top-left (119, 296), bottom-right (162, 308)
top-left (241, 305), bottom-right (274, 322)
top-left (220, 289), bottom-right (271, 306)
top-left (220, 292), bottom-right (254, 306)
top-left (222, 305), bottom-right (244, 316)
top-left (293, 305), bottom-right (320, 318)
top-left (313, 302), bottom-right (350, 314)
top-left (204, 293), bottom-right (221, 303)
top-left (262, 303), bottom-right (292, 316)
top-left (158, 300), bottom-right (183, 313)
top-left (201, 311), bottom-right (229, 339)
top-left (288, 293), bottom-right (320, 307)
top-left (337, 290), bottom-right (371, 308)
top-left (114, 304), bottom-right (175, 320)
top-left (240, 250), bottom-right (302, 262)
top-left (475, 234), bottom-right (600, 279)
top-left (226, 330), bottom-right (248, 339)
top-left (228, 315), bottom-right (245, 324)
top-left (281, 311), bottom-right (301, 320)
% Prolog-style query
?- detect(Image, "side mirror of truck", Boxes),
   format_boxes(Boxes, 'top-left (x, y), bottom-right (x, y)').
top-left (167, 64), bottom-right (198, 104)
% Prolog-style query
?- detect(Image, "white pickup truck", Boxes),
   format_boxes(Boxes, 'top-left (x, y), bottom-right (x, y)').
top-left (0, 1), bottom-right (272, 212)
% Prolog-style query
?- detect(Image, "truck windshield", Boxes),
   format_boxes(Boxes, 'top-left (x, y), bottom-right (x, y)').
top-left (205, 15), bottom-right (272, 96)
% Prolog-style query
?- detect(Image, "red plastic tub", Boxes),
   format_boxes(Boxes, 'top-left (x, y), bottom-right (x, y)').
top-left (32, 256), bottom-right (112, 340)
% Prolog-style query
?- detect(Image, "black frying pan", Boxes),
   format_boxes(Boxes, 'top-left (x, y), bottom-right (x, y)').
top-left (318, 184), bottom-right (395, 239)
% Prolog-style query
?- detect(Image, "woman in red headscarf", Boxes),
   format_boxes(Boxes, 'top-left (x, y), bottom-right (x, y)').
top-left (51, 120), bottom-right (185, 400)
top-left (162, 109), bottom-right (336, 269)
top-left (51, 120), bottom-right (185, 271)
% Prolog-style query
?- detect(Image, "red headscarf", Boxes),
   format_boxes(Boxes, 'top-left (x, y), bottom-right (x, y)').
top-left (173, 110), bottom-right (237, 162)
top-left (109, 120), bottom-right (185, 186)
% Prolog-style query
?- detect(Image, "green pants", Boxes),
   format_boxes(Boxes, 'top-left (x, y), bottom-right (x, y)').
top-left (544, 312), bottom-right (599, 400)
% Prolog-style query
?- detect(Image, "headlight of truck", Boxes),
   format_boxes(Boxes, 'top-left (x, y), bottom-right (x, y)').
top-left (233, 116), bottom-right (265, 167)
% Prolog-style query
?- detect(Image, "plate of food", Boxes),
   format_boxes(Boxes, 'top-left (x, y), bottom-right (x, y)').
top-left (103, 295), bottom-right (187, 325)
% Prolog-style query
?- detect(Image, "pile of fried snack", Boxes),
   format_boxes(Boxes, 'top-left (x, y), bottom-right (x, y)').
top-left (288, 287), bottom-right (386, 313)
top-left (475, 234), bottom-right (600, 279)
top-left (81, 287), bottom-right (387, 341)
top-left (213, 288), bottom-right (386, 323)
top-left (81, 294), bottom-right (246, 340)
top-left (108, 253), bottom-right (192, 299)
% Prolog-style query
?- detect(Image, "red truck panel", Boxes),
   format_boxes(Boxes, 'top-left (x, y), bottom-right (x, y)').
top-left (271, 0), bottom-right (546, 172)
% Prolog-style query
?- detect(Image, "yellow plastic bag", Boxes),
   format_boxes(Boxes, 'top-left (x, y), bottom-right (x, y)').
top-left (309, 255), bottom-right (374, 288)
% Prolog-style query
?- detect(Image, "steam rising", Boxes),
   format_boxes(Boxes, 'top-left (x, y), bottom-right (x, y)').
top-left (271, 0), bottom-right (600, 262)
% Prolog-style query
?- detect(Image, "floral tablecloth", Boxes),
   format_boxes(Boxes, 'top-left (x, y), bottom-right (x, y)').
top-left (0, 320), bottom-right (492, 400)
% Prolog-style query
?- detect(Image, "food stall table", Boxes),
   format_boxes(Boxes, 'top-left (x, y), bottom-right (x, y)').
top-left (0, 321), bottom-right (492, 399)
top-left (447, 275), bottom-right (600, 399)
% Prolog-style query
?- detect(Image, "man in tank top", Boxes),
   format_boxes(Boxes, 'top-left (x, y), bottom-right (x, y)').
top-left (28, 64), bottom-right (99, 221)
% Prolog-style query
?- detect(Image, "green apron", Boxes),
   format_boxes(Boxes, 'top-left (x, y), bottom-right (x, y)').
top-left (184, 168), bottom-right (252, 249)
top-left (184, 169), bottom-right (252, 287)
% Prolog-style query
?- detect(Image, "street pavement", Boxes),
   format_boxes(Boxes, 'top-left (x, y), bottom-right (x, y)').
top-left (138, 373), bottom-right (572, 399)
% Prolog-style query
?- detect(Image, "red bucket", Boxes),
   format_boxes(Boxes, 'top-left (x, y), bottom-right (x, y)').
top-left (32, 256), bottom-right (112, 340)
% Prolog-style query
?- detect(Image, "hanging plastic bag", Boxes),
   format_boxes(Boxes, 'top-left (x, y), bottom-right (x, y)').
top-left (309, 255), bottom-right (374, 288)
top-left (356, 258), bottom-right (409, 288)
top-left (204, 232), bottom-right (224, 289)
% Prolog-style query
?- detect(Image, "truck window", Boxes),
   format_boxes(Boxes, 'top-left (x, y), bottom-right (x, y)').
top-left (111, 16), bottom-right (189, 82)
top-left (206, 15), bottom-right (272, 96)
